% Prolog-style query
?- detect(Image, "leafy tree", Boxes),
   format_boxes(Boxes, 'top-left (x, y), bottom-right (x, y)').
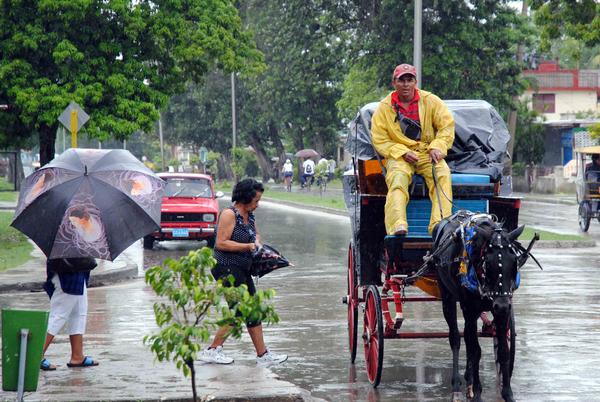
top-left (0, 0), bottom-right (263, 166)
top-left (144, 247), bottom-right (279, 402)
top-left (513, 100), bottom-right (545, 166)
top-left (242, 0), bottom-right (347, 155)
top-left (545, 40), bottom-right (600, 69)
top-left (344, 0), bottom-right (530, 116)
top-left (337, 65), bottom-right (388, 122)
top-left (163, 0), bottom-right (349, 180)
top-left (530, 0), bottom-right (600, 51)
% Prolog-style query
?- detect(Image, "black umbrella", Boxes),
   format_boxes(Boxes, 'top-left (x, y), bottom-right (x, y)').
top-left (11, 148), bottom-right (165, 262)
top-left (250, 244), bottom-right (291, 278)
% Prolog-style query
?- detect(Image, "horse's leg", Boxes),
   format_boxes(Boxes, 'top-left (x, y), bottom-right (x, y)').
top-left (463, 307), bottom-right (482, 401)
top-left (494, 305), bottom-right (515, 402)
top-left (441, 294), bottom-right (462, 401)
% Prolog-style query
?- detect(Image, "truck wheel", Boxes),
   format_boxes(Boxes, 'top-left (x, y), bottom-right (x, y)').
top-left (143, 235), bottom-right (154, 250)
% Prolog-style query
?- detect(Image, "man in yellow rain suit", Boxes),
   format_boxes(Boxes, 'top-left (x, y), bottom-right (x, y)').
top-left (371, 63), bottom-right (454, 236)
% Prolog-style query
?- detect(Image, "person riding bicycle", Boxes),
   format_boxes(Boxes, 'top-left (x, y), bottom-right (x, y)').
top-left (301, 158), bottom-right (315, 188)
top-left (282, 159), bottom-right (294, 191)
top-left (315, 158), bottom-right (329, 188)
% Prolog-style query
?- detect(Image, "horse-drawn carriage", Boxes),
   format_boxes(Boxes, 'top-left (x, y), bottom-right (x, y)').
top-left (342, 100), bottom-right (538, 400)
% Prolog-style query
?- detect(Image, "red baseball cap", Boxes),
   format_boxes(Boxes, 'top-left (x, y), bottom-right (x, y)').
top-left (393, 64), bottom-right (417, 79)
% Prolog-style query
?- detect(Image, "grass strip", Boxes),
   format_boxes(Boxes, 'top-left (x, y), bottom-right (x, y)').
top-left (0, 211), bottom-right (33, 271)
top-left (215, 181), bottom-right (346, 210)
top-left (519, 226), bottom-right (586, 241)
top-left (0, 191), bottom-right (18, 202)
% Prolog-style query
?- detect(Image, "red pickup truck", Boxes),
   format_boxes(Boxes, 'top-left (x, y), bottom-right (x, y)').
top-left (143, 173), bottom-right (223, 249)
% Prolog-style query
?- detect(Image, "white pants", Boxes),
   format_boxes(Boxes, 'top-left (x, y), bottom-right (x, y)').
top-left (47, 275), bottom-right (88, 336)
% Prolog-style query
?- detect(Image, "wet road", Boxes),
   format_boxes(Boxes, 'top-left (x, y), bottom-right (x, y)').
top-left (224, 199), bottom-right (600, 401)
top-left (6, 197), bottom-right (598, 401)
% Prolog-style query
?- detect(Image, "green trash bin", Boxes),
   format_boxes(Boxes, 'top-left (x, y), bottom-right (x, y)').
top-left (2, 309), bottom-right (49, 392)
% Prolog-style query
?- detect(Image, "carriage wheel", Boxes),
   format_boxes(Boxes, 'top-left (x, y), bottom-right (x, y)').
top-left (494, 308), bottom-right (516, 382)
top-left (347, 243), bottom-right (358, 363)
top-left (363, 285), bottom-right (384, 387)
top-left (579, 202), bottom-right (591, 232)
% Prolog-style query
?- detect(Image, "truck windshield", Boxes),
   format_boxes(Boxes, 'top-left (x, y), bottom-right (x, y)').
top-left (164, 178), bottom-right (213, 198)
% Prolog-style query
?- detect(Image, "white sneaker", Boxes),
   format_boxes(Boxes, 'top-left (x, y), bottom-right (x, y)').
top-left (198, 346), bottom-right (234, 364)
top-left (256, 349), bottom-right (288, 365)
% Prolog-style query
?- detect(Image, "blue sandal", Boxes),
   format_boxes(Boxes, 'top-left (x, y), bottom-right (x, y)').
top-left (40, 358), bottom-right (56, 371)
top-left (66, 356), bottom-right (99, 368)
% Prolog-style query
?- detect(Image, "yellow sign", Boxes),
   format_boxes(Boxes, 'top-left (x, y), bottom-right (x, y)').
top-left (58, 102), bottom-right (89, 149)
top-left (70, 110), bottom-right (78, 148)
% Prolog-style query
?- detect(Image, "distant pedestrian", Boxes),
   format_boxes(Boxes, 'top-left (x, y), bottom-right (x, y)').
top-left (327, 158), bottom-right (336, 182)
top-left (40, 258), bottom-right (99, 370)
top-left (199, 179), bottom-right (288, 365)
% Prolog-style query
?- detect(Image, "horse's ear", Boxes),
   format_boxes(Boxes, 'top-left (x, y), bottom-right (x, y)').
top-left (507, 225), bottom-right (525, 242)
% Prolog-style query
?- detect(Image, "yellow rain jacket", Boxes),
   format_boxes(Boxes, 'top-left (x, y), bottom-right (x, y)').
top-left (371, 90), bottom-right (455, 234)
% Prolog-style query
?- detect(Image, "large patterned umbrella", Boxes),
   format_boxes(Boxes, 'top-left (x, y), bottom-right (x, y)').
top-left (11, 148), bottom-right (165, 262)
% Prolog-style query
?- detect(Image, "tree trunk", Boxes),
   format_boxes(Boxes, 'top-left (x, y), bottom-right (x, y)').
top-left (187, 360), bottom-right (197, 402)
top-left (247, 131), bottom-right (272, 182)
top-left (217, 154), bottom-right (233, 181)
top-left (268, 122), bottom-right (287, 175)
top-left (39, 124), bottom-right (57, 167)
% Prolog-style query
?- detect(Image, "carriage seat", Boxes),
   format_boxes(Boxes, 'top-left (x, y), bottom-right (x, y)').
top-left (409, 173), bottom-right (494, 199)
top-left (406, 173), bottom-right (492, 239)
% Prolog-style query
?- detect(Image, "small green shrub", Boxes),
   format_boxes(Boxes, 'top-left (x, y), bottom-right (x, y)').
top-left (512, 162), bottom-right (526, 176)
top-left (144, 247), bottom-right (279, 402)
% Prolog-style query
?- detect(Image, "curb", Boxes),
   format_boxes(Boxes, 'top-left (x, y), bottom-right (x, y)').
top-left (0, 262), bottom-right (139, 293)
top-left (530, 239), bottom-right (597, 249)
top-left (261, 196), bottom-right (348, 217)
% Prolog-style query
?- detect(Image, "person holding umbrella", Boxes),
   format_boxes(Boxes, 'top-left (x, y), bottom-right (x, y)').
top-left (199, 178), bottom-right (288, 365)
top-left (40, 257), bottom-right (99, 370)
top-left (10, 148), bottom-right (165, 370)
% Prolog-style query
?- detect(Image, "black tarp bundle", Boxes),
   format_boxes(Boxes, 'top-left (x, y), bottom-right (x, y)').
top-left (345, 99), bottom-right (510, 182)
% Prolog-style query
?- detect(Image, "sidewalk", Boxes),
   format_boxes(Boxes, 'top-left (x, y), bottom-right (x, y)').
top-left (0, 200), bottom-right (319, 402)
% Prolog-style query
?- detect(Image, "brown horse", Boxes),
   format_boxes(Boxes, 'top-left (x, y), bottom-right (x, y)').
top-left (431, 211), bottom-right (538, 402)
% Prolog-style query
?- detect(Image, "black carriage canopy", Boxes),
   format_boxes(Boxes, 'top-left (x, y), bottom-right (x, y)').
top-left (345, 99), bottom-right (510, 182)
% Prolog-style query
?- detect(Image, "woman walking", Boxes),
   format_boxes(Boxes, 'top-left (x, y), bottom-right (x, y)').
top-left (199, 178), bottom-right (288, 365)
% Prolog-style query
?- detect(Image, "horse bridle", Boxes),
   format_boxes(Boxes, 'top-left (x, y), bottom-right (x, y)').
top-left (479, 228), bottom-right (518, 300)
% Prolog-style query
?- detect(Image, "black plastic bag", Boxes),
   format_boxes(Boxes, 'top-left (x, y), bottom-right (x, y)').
top-left (250, 244), bottom-right (290, 278)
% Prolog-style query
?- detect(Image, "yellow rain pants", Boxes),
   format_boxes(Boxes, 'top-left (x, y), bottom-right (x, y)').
top-left (384, 154), bottom-right (452, 235)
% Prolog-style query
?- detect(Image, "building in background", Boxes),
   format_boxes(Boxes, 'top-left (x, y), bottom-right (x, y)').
top-left (522, 60), bottom-right (599, 121)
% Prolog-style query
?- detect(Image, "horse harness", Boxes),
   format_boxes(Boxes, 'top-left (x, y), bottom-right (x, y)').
top-left (423, 211), bottom-right (517, 299)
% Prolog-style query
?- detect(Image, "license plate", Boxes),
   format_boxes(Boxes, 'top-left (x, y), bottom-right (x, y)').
top-left (172, 228), bottom-right (189, 237)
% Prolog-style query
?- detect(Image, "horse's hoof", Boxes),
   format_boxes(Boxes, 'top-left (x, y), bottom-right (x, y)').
top-left (466, 385), bottom-right (474, 399)
top-left (452, 391), bottom-right (463, 402)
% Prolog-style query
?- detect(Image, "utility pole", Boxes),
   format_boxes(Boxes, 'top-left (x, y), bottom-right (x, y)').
top-left (231, 72), bottom-right (237, 182)
top-left (413, 0), bottom-right (423, 84)
top-left (159, 116), bottom-right (165, 172)
top-left (506, 0), bottom-right (528, 177)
